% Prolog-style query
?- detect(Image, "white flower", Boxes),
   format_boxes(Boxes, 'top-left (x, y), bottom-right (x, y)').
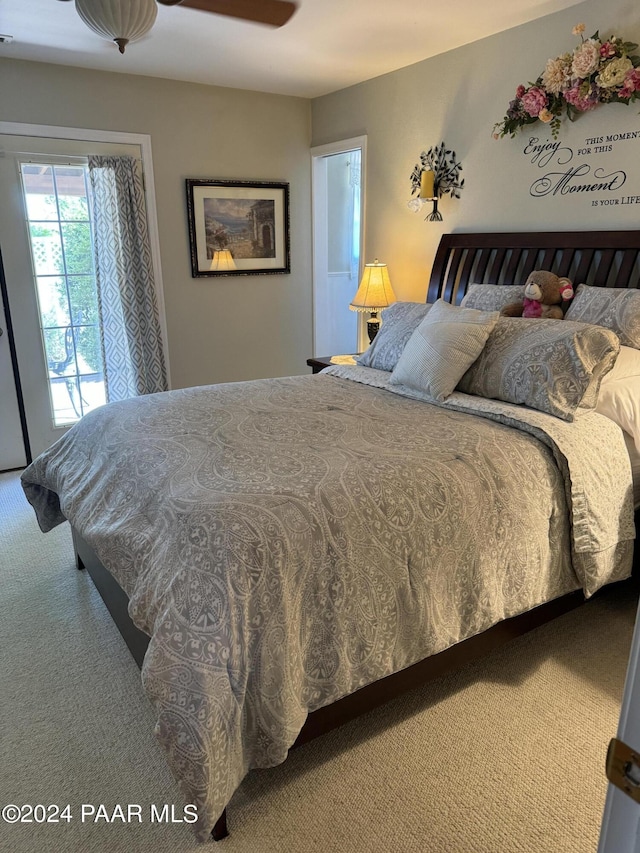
top-left (597, 56), bottom-right (634, 88)
top-left (541, 55), bottom-right (572, 94)
top-left (572, 39), bottom-right (601, 78)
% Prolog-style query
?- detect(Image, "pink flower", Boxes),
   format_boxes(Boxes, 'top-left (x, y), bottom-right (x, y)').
top-left (600, 41), bottom-right (617, 58)
top-left (521, 86), bottom-right (547, 117)
top-left (619, 68), bottom-right (640, 99)
top-left (516, 84), bottom-right (526, 98)
top-left (564, 82), bottom-right (599, 111)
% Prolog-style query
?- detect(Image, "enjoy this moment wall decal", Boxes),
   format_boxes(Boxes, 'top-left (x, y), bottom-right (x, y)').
top-left (521, 134), bottom-right (630, 203)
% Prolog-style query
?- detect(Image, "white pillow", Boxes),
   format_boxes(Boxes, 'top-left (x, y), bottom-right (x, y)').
top-left (596, 346), bottom-right (640, 453)
top-left (390, 299), bottom-right (499, 402)
top-left (601, 345), bottom-right (640, 383)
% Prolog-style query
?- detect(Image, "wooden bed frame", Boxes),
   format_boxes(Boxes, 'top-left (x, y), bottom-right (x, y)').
top-left (72, 229), bottom-right (640, 841)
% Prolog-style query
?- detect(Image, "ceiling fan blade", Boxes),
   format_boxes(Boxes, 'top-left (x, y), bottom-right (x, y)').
top-left (157, 0), bottom-right (297, 27)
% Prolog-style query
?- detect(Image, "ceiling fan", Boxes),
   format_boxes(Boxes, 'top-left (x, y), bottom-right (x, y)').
top-left (56, 0), bottom-right (298, 53)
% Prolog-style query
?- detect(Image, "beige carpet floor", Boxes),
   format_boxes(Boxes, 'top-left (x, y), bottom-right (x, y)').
top-left (0, 469), bottom-right (637, 853)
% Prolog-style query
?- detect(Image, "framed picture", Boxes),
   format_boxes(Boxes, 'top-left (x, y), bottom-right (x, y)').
top-left (185, 179), bottom-right (290, 277)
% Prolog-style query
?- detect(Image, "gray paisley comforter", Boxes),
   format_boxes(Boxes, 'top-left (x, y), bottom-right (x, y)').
top-left (21, 368), bottom-right (635, 840)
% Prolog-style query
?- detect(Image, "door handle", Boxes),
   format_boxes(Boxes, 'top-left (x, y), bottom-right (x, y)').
top-left (606, 737), bottom-right (640, 805)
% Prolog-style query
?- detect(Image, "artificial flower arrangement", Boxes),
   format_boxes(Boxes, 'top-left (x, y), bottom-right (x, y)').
top-left (493, 23), bottom-right (640, 139)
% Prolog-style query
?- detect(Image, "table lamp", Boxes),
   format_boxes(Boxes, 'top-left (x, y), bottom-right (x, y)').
top-left (349, 259), bottom-right (396, 342)
top-left (210, 250), bottom-right (237, 273)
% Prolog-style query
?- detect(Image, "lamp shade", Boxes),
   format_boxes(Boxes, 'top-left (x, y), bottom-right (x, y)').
top-left (349, 260), bottom-right (396, 312)
top-left (75, 0), bottom-right (158, 53)
top-left (210, 250), bottom-right (237, 272)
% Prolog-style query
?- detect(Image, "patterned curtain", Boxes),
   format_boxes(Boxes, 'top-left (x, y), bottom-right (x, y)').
top-left (88, 155), bottom-right (167, 401)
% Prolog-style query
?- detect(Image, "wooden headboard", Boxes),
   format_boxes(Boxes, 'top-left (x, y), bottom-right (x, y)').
top-left (427, 231), bottom-right (640, 304)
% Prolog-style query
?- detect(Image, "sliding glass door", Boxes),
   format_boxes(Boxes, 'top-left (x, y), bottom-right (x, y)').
top-left (0, 129), bottom-right (159, 465)
top-left (21, 161), bottom-right (106, 427)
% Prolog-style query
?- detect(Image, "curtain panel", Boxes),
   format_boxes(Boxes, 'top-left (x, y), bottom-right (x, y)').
top-left (88, 155), bottom-right (167, 401)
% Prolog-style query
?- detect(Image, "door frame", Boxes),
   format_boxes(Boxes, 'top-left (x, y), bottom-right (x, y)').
top-left (0, 121), bottom-right (171, 386)
top-left (598, 594), bottom-right (640, 852)
top-left (0, 245), bottom-right (31, 467)
top-left (311, 135), bottom-right (367, 356)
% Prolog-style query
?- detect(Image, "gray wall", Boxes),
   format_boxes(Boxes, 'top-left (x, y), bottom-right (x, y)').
top-left (3, 0), bottom-right (639, 386)
top-left (311, 0), bottom-right (640, 303)
top-left (0, 58), bottom-right (312, 388)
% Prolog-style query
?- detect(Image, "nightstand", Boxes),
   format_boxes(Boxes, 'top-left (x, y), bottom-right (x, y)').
top-left (307, 355), bottom-right (358, 374)
top-left (307, 356), bottom-right (334, 374)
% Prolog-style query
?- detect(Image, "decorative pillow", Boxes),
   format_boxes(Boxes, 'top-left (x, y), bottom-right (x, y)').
top-left (565, 284), bottom-right (640, 349)
top-left (460, 284), bottom-right (525, 312)
top-left (390, 299), bottom-right (500, 402)
top-left (356, 301), bottom-right (432, 372)
top-left (457, 317), bottom-right (620, 422)
top-left (595, 345), bottom-right (640, 453)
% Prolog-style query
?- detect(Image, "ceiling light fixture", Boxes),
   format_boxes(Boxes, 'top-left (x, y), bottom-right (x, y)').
top-left (56, 0), bottom-right (298, 52)
top-left (74, 0), bottom-right (158, 54)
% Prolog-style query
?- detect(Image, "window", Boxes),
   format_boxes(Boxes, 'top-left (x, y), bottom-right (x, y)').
top-left (21, 162), bottom-right (106, 426)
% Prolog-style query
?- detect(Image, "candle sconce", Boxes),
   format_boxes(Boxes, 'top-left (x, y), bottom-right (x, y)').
top-left (407, 142), bottom-right (464, 222)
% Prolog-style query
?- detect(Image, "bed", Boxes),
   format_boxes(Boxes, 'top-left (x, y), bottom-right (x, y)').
top-left (21, 230), bottom-right (640, 842)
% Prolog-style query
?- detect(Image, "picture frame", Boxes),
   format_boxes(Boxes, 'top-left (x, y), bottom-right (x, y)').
top-left (185, 179), bottom-right (291, 277)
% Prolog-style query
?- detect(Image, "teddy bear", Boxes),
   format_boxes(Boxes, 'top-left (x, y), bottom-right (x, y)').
top-left (501, 270), bottom-right (574, 320)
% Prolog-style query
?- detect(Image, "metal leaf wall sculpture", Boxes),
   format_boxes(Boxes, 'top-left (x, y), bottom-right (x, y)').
top-left (408, 142), bottom-right (464, 221)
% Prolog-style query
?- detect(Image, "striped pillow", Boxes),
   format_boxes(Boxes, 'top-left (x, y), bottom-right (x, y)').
top-left (356, 301), bottom-right (432, 372)
top-left (390, 299), bottom-right (499, 401)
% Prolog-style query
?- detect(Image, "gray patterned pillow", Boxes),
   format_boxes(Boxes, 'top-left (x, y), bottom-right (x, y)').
top-left (357, 301), bottom-right (432, 372)
top-left (390, 299), bottom-right (499, 402)
top-left (460, 284), bottom-right (525, 312)
top-left (565, 284), bottom-right (640, 349)
top-left (457, 317), bottom-right (620, 421)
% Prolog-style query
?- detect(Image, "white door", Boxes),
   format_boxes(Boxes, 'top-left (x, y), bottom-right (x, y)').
top-left (0, 260), bottom-right (28, 470)
top-left (0, 132), bottom-right (147, 461)
top-left (312, 137), bottom-right (366, 357)
top-left (0, 152), bottom-right (78, 459)
top-left (598, 595), bottom-right (640, 852)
